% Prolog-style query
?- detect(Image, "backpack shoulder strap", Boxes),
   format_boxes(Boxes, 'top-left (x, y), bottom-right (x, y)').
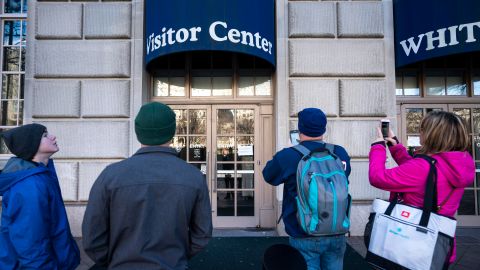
top-left (279, 144), bottom-right (310, 224)
top-left (292, 144), bottom-right (310, 157)
top-left (324, 143), bottom-right (335, 153)
top-left (293, 143), bottom-right (338, 160)
top-left (323, 143), bottom-right (340, 159)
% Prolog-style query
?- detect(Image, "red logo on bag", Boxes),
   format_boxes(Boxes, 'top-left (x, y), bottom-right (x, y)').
top-left (401, 211), bottom-right (410, 218)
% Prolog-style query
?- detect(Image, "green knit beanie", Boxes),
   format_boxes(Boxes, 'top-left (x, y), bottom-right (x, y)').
top-left (135, 102), bottom-right (176, 145)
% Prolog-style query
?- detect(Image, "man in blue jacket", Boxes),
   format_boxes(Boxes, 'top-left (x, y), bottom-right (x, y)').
top-left (262, 108), bottom-right (351, 270)
top-left (0, 124), bottom-right (80, 270)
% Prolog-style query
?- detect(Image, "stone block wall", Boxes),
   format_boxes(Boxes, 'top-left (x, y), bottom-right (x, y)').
top-left (24, 0), bottom-right (144, 236)
top-left (15, 0), bottom-right (397, 237)
top-left (276, 0), bottom-right (396, 235)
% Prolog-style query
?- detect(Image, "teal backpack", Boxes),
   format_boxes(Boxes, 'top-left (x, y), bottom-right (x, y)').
top-left (293, 143), bottom-right (351, 236)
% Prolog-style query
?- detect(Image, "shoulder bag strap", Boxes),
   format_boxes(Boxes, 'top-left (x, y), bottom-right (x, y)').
top-left (414, 154), bottom-right (438, 229)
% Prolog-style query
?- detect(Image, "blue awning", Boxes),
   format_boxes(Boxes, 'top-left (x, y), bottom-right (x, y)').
top-left (145, 0), bottom-right (276, 69)
top-left (394, 0), bottom-right (480, 67)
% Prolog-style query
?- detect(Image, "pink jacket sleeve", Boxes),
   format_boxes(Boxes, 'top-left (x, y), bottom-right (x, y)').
top-left (369, 144), bottom-right (429, 193)
top-left (389, 143), bottom-right (413, 165)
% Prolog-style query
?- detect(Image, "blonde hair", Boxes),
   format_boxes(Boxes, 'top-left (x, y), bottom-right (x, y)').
top-left (416, 111), bottom-right (470, 155)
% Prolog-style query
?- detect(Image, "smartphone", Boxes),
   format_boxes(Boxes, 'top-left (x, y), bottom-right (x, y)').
top-left (381, 119), bottom-right (390, 139)
top-left (290, 130), bottom-right (300, 145)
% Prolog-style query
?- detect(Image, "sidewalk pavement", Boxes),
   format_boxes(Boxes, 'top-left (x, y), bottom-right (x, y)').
top-left (75, 227), bottom-right (480, 270)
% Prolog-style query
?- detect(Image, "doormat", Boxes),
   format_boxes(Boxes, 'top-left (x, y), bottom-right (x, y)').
top-left (189, 237), bottom-right (371, 270)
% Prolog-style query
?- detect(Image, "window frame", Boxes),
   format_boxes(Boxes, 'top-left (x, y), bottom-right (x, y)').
top-left (396, 53), bottom-right (480, 103)
top-left (150, 52), bottom-right (274, 105)
top-left (0, 0), bottom-right (27, 155)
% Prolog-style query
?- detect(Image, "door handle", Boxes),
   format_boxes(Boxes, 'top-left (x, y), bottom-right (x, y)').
top-left (213, 154), bottom-right (217, 193)
top-left (206, 151), bottom-right (214, 213)
top-left (205, 151), bottom-right (209, 178)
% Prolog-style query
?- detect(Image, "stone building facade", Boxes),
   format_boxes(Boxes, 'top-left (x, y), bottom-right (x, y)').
top-left (2, 0), bottom-right (477, 237)
top-left (5, 0), bottom-right (394, 237)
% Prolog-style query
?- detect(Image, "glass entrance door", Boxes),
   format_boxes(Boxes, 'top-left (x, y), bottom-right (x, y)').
top-left (449, 104), bottom-right (480, 226)
top-left (400, 104), bottom-right (480, 226)
top-left (170, 105), bottom-right (260, 227)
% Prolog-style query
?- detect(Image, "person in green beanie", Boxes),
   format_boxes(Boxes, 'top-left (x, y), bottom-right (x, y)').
top-left (82, 102), bottom-right (212, 270)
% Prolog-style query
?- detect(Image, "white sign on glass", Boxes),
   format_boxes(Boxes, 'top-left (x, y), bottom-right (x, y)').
top-left (238, 144), bottom-right (253, 156)
top-left (407, 136), bottom-right (421, 147)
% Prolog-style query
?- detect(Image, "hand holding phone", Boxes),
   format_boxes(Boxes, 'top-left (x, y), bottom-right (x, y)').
top-left (381, 119), bottom-right (390, 139)
top-left (290, 130), bottom-right (300, 145)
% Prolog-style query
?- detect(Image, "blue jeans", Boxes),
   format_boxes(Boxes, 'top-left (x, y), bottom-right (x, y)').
top-left (290, 235), bottom-right (346, 270)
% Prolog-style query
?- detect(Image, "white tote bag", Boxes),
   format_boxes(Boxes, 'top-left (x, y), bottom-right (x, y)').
top-left (365, 155), bottom-right (456, 270)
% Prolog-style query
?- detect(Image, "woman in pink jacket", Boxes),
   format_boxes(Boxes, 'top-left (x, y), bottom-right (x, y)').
top-left (369, 111), bottom-right (475, 266)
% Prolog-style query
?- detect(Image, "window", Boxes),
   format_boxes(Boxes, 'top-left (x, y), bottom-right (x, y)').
top-left (151, 52), bottom-right (273, 99)
top-left (153, 54), bottom-right (186, 97)
top-left (1, 0), bottom-right (27, 154)
top-left (237, 54), bottom-right (272, 97)
top-left (473, 53), bottom-right (480, 96)
top-left (396, 52), bottom-right (479, 97)
top-left (395, 69), bottom-right (419, 96)
top-left (473, 71), bottom-right (480, 96)
top-left (191, 52), bottom-right (233, 97)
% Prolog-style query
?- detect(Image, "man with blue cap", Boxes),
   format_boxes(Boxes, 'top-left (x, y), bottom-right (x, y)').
top-left (262, 108), bottom-right (351, 270)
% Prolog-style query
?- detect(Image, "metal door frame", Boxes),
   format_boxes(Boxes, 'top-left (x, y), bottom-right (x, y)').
top-left (170, 104), bottom-right (261, 227)
top-left (211, 104), bottom-right (260, 227)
